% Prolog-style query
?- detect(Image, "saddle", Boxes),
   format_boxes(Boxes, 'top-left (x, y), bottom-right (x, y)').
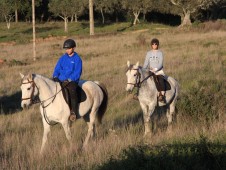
top-left (152, 74), bottom-right (171, 92)
top-left (61, 84), bottom-right (87, 106)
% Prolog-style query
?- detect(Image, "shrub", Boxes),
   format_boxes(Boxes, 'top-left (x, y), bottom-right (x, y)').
top-left (177, 79), bottom-right (224, 123)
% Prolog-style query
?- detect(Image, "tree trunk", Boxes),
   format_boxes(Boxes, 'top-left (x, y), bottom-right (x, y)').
top-left (100, 8), bottom-right (105, 24)
top-left (64, 17), bottom-right (68, 32)
top-left (89, 0), bottom-right (94, 35)
top-left (74, 14), bottom-right (78, 22)
top-left (180, 10), bottom-right (192, 27)
top-left (4, 15), bottom-right (11, 29)
top-left (32, 0), bottom-right (36, 61)
top-left (133, 11), bottom-right (140, 25)
top-left (15, 9), bottom-right (18, 23)
top-left (143, 12), bottom-right (146, 22)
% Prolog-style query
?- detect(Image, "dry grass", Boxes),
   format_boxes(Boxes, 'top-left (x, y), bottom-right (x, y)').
top-left (0, 27), bottom-right (225, 169)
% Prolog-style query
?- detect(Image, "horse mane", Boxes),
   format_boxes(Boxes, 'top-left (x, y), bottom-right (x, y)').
top-left (33, 74), bottom-right (56, 87)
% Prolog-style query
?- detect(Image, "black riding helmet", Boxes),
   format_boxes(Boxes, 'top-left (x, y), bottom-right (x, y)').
top-left (151, 38), bottom-right (159, 46)
top-left (63, 39), bottom-right (76, 49)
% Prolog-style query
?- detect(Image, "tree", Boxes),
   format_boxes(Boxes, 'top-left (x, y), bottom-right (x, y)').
top-left (170, 0), bottom-right (203, 26)
top-left (89, 0), bottom-right (94, 35)
top-left (111, 0), bottom-right (123, 22)
top-left (70, 0), bottom-right (86, 22)
top-left (95, 0), bottom-right (113, 24)
top-left (0, 0), bottom-right (14, 29)
top-left (32, 0), bottom-right (36, 61)
top-left (122, 0), bottom-right (157, 25)
top-left (199, 0), bottom-right (226, 20)
top-left (122, 0), bottom-right (142, 25)
top-left (49, 0), bottom-right (74, 32)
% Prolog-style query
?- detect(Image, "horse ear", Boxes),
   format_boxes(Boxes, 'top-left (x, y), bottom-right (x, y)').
top-left (127, 61), bottom-right (130, 67)
top-left (28, 74), bottom-right (33, 80)
top-left (135, 61), bottom-right (139, 68)
top-left (20, 73), bottom-right (24, 78)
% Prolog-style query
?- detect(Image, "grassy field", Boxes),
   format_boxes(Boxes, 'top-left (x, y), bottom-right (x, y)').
top-left (0, 21), bottom-right (225, 169)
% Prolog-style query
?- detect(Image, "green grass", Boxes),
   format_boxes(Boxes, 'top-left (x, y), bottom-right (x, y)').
top-left (0, 21), bottom-right (171, 44)
top-left (97, 135), bottom-right (226, 170)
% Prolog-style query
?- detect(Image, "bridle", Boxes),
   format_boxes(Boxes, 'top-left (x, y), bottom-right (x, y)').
top-left (21, 79), bottom-right (38, 104)
top-left (21, 77), bottom-right (61, 126)
top-left (126, 68), bottom-right (141, 88)
top-left (126, 66), bottom-right (154, 89)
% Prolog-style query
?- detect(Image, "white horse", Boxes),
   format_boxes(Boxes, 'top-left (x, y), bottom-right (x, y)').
top-left (20, 73), bottom-right (108, 154)
top-left (126, 61), bottom-right (179, 136)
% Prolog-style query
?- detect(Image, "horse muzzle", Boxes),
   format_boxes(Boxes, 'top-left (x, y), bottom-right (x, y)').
top-left (126, 86), bottom-right (133, 93)
top-left (21, 101), bottom-right (32, 109)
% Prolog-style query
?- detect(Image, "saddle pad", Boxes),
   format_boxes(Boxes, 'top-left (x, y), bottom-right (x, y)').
top-left (154, 75), bottom-right (171, 91)
top-left (62, 85), bottom-right (87, 105)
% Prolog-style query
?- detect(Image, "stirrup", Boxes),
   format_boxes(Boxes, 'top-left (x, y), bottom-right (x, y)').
top-left (158, 95), bottom-right (165, 103)
top-left (69, 112), bottom-right (77, 121)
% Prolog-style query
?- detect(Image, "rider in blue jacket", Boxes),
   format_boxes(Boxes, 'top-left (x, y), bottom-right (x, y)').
top-left (53, 39), bottom-right (82, 121)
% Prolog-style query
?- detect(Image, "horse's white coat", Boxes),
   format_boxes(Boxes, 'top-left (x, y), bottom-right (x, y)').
top-left (20, 73), bottom-right (108, 154)
top-left (126, 61), bottom-right (179, 136)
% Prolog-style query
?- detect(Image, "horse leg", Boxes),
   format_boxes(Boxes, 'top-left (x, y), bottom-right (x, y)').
top-left (62, 121), bottom-right (72, 146)
top-left (83, 110), bottom-right (96, 149)
top-left (166, 103), bottom-right (175, 133)
top-left (40, 121), bottom-right (51, 155)
top-left (140, 103), bottom-right (151, 137)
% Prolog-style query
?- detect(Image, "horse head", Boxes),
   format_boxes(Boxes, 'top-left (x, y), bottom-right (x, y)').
top-left (20, 73), bottom-right (39, 109)
top-left (126, 61), bottom-right (140, 92)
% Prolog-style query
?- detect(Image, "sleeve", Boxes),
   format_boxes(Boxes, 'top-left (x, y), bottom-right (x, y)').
top-left (52, 57), bottom-right (63, 78)
top-left (143, 52), bottom-right (150, 70)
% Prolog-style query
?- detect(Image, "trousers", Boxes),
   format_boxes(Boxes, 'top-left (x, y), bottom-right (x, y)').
top-left (64, 81), bottom-right (78, 115)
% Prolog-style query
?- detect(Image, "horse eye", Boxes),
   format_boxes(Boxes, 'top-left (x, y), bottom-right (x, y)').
top-left (134, 74), bottom-right (137, 76)
top-left (27, 88), bottom-right (31, 90)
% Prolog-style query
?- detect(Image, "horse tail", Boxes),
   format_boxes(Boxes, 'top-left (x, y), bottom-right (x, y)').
top-left (94, 81), bottom-right (108, 124)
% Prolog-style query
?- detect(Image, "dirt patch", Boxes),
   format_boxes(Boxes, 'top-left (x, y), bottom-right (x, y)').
top-left (132, 29), bottom-right (149, 34)
top-left (35, 35), bottom-right (67, 43)
top-left (0, 41), bottom-right (16, 46)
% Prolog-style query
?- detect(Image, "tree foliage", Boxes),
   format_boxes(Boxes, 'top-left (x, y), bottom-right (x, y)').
top-left (0, 0), bottom-right (225, 31)
top-left (49, 0), bottom-right (83, 32)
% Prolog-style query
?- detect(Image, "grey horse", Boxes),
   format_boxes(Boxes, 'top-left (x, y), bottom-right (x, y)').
top-left (126, 61), bottom-right (179, 136)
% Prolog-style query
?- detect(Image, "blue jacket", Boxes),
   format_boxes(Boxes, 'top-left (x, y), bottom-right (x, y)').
top-left (53, 52), bottom-right (82, 82)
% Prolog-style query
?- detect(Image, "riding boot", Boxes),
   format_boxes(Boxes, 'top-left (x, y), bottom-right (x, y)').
top-left (67, 82), bottom-right (78, 121)
top-left (157, 76), bottom-right (166, 103)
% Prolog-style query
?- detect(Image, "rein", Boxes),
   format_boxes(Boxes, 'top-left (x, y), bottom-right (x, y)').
top-left (21, 78), bottom-right (66, 126)
top-left (127, 67), bottom-right (153, 88)
top-left (21, 79), bottom-right (60, 106)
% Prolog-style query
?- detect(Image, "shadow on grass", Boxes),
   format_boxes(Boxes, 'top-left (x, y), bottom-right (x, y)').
top-left (112, 110), bottom-right (143, 130)
top-left (116, 24), bottom-right (133, 32)
top-left (112, 106), bottom-right (170, 133)
top-left (97, 137), bottom-right (226, 170)
top-left (0, 91), bottom-right (22, 114)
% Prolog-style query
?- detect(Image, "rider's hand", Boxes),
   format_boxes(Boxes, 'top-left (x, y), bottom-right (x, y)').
top-left (53, 77), bottom-right (60, 82)
top-left (62, 80), bottom-right (69, 86)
